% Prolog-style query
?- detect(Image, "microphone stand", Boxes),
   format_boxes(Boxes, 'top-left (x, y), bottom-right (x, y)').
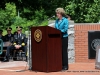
top-left (28, 26), bottom-right (32, 70)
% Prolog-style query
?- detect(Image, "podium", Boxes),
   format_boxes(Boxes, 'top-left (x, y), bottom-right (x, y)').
top-left (31, 26), bottom-right (62, 72)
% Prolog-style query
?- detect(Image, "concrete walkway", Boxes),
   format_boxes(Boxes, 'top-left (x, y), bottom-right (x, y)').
top-left (0, 61), bottom-right (100, 75)
top-left (0, 61), bottom-right (27, 69)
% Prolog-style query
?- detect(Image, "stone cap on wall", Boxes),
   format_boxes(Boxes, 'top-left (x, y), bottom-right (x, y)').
top-left (48, 20), bottom-right (74, 27)
top-left (75, 23), bottom-right (100, 25)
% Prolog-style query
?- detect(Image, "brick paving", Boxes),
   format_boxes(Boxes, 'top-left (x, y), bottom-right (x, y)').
top-left (0, 61), bottom-right (100, 75)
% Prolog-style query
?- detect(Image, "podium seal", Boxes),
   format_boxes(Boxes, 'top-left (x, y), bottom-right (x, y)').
top-left (34, 29), bottom-right (42, 42)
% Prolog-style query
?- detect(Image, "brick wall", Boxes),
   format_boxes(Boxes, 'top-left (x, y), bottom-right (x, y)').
top-left (74, 24), bottom-right (100, 63)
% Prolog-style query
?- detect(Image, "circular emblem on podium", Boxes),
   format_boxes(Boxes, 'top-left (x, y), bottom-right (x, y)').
top-left (34, 29), bottom-right (42, 42)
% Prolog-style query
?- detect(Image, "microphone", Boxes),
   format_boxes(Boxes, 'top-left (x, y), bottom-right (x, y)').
top-left (48, 15), bottom-right (55, 20)
top-left (28, 25), bottom-right (33, 29)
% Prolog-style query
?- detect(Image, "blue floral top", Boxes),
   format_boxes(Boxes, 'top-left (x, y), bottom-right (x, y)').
top-left (55, 17), bottom-right (69, 37)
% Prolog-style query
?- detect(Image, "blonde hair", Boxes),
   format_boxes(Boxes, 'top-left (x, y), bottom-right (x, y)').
top-left (55, 8), bottom-right (66, 16)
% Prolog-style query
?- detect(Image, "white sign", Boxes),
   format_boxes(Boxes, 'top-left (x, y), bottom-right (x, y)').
top-left (98, 49), bottom-right (100, 62)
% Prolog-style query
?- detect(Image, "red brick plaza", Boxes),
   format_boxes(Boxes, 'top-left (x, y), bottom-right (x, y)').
top-left (0, 62), bottom-right (100, 75)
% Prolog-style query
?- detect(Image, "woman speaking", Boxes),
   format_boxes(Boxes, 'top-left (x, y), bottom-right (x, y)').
top-left (55, 8), bottom-right (69, 70)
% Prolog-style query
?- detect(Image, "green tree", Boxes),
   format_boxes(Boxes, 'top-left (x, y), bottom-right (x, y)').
top-left (65, 0), bottom-right (100, 23)
top-left (1, 0), bottom-right (100, 23)
top-left (0, 3), bottom-right (16, 29)
top-left (0, 2), bottom-right (48, 34)
top-left (0, 0), bottom-right (67, 19)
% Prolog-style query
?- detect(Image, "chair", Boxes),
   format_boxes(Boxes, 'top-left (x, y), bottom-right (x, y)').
top-left (13, 49), bottom-right (26, 61)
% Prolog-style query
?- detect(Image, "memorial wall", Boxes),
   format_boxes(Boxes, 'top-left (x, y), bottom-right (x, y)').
top-left (27, 22), bottom-right (100, 68)
top-left (75, 23), bottom-right (100, 63)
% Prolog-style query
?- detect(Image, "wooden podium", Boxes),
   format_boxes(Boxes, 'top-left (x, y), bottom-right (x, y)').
top-left (31, 26), bottom-right (62, 72)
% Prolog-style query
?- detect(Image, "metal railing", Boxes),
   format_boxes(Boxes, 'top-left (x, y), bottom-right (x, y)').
top-left (0, 39), bottom-right (3, 55)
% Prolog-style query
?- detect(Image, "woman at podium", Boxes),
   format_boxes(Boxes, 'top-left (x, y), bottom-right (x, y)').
top-left (55, 8), bottom-right (69, 70)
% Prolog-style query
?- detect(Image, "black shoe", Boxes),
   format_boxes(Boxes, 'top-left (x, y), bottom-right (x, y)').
top-left (62, 66), bottom-right (68, 70)
top-left (25, 56), bottom-right (27, 62)
top-left (3, 57), bottom-right (9, 62)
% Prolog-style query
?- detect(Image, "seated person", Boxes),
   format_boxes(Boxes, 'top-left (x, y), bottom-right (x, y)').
top-left (3, 26), bottom-right (27, 62)
top-left (5, 27), bottom-right (14, 43)
top-left (3, 27), bottom-right (14, 55)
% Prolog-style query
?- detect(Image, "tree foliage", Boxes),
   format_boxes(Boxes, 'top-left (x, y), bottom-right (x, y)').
top-left (0, 0), bottom-right (100, 33)
top-left (65, 0), bottom-right (100, 23)
top-left (0, 0), bottom-right (66, 19)
top-left (0, 3), bottom-right (49, 34)
top-left (0, 3), bottom-right (16, 29)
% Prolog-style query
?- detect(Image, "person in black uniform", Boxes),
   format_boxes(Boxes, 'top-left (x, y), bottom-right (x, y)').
top-left (3, 26), bottom-right (27, 62)
top-left (5, 27), bottom-right (13, 42)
